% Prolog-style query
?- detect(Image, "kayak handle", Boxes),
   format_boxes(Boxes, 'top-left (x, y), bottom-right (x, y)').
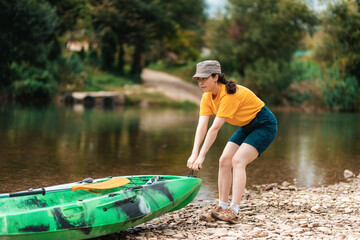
top-left (98, 195), bottom-right (137, 211)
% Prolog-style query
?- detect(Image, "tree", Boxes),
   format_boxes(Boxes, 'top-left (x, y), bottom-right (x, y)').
top-left (212, 0), bottom-right (318, 74)
top-left (47, 0), bottom-right (88, 34)
top-left (209, 0), bottom-right (318, 103)
top-left (0, 0), bottom-right (60, 100)
top-left (315, 0), bottom-right (360, 111)
top-left (316, 0), bottom-right (360, 83)
top-left (91, 0), bottom-right (206, 75)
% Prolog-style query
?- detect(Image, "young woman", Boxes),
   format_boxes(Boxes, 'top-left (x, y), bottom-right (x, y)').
top-left (187, 60), bottom-right (277, 223)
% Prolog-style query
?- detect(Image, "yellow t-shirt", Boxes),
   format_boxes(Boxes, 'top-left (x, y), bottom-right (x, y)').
top-left (200, 83), bottom-right (265, 126)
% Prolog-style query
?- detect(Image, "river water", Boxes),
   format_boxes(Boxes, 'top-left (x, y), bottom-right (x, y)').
top-left (0, 104), bottom-right (359, 200)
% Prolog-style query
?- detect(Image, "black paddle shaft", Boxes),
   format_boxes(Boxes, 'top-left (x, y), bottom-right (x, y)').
top-left (9, 188), bottom-right (46, 198)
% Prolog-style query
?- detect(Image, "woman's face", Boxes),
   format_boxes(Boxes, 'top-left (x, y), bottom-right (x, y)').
top-left (197, 75), bottom-right (218, 93)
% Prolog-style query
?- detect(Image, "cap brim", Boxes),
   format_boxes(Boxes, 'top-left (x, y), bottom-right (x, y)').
top-left (192, 73), bottom-right (211, 79)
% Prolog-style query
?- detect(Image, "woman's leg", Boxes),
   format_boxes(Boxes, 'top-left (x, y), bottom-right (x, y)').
top-left (211, 142), bottom-right (258, 223)
top-left (218, 142), bottom-right (239, 202)
top-left (231, 143), bottom-right (259, 205)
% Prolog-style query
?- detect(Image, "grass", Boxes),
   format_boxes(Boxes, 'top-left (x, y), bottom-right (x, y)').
top-left (83, 67), bottom-right (139, 92)
top-left (125, 91), bottom-right (198, 109)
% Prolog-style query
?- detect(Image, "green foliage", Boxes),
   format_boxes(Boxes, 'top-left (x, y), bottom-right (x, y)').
top-left (322, 68), bottom-right (359, 111)
top-left (91, 0), bottom-right (206, 74)
top-left (315, 0), bottom-right (360, 111)
top-left (0, 0), bottom-right (206, 103)
top-left (83, 68), bottom-right (135, 92)
top-left (125, 91), bottom-right (198, 108)
top-left (0, 0), bottom-right (60, 100)
top-left (211, 0), bottom-right (318, 74)
top-left (290, 57), bottom-right (322, 82)
top-left (10, 63), bottom-right (57, 102)
top-left (205, 0), bottom-right (319, 106)
top-left (242, 59), bottom-right (294, 104)
top-left (52, 54), bottom-right (88, 92)
top-left (3, 0), bottom-right (360, 112)
top-left (161, 0), bottom-right (206, 63)
top-left (316, 0), bottom-right (360, 84)
top-left (162, 27), bottom-right (203, 63)
top-left (47, 0), bottom-right (89, 35)
top-left (0, 0), bottom-right (60, 67)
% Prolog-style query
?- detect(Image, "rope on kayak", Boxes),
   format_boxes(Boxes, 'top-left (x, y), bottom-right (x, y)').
top-left (127, 176), bottom-right (162, 186)
top-left (187, 170), bottom-right (197, 177)
top-left (128, 178), bottom-right (138, 186)
top-left (146, 176), bottom-right (160, 185)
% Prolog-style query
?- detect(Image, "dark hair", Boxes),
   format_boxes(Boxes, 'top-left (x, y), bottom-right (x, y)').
top-left (212, 73), bottom-right (236, 94)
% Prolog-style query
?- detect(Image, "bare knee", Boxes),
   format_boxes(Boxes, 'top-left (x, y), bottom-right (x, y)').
top-left (219, 154), bottom-right (232, 169)
top-left (232, 144), bottom-right (258, 169)
top-left (232, 157), bottom-right (247, 169)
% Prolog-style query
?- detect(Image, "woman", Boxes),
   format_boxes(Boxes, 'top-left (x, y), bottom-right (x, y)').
top-left (187, 60), bottom-right (277, 223)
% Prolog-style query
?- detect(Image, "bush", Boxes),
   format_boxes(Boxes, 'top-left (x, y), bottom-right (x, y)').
top-left (242, 59), bottom-right (294, 105)
top-left (322, 68), bottom-right (359, 111)
top-left (10, 63), bottom-right (56, 102)
top-left (291, 57), bottom-right (322, 82)
top-left (53, 54), bottom-right (88, 92)
top-left (316, 0), bottom-right (360, 84)
top-left (210, 0), bottom-right (318, 75)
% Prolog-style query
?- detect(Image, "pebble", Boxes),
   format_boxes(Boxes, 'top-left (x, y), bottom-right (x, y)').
top-left (344, 169), bottom-right (354, 178)
top-left (344, 207), bottom-right (353, 214)
top-left (311, 204), bottom-right (322, 213)
top-left (172, 233), bottom-right (184, 238)
top-left (103, 177), bottom-right (360, 240)
top-left (309, 222), bottom-right (320, 228)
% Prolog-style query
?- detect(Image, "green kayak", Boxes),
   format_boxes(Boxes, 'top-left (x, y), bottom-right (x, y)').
top-left (0, 175), bottom-right (201, 240)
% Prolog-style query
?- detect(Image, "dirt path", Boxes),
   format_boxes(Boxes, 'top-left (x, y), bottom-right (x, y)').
top-left (141, 69), bottom-right (203, 105)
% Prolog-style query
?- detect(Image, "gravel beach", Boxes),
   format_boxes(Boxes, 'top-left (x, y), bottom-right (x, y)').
top-left (101, 171), bottom-right (360, 240)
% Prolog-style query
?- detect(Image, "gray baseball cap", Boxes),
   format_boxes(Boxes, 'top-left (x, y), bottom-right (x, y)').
top-left (192, 60), bottom-right (222, 79)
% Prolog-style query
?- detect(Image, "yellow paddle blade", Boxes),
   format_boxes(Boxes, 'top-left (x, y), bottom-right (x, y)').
top-left (71, 177), bottom-right (130, 191)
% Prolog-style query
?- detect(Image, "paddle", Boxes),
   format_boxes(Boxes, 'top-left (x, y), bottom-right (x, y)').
top-left (0, 177), bottom-right (130, 199)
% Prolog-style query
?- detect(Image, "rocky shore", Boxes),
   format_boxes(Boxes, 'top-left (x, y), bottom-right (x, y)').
top-left (103, 172), bottom-right (360, 240)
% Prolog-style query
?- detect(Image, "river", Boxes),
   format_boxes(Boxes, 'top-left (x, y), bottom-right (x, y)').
top-left (0, 104), bottom-right (359, 200)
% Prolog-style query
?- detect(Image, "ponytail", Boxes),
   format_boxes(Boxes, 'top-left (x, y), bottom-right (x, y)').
top-left (212, 73), bottom-right (237, 94)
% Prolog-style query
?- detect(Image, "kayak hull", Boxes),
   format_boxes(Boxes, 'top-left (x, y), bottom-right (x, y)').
top-left (0, 175), bottom-right (201, 240)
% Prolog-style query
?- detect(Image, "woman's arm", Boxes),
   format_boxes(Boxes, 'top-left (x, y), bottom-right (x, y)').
top-left (192, 115), bottom-right (210, 155)
top-left (189, 116), bottom-right (227, 170)
top-left (187, 115), bottom-right (209, 168)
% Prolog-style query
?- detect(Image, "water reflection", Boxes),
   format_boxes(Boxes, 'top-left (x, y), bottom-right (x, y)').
top-left (0, 104), bottom-right (359, 200)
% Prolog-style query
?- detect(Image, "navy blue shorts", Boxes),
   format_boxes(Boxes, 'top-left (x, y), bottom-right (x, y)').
top-left (229, 105), bottom-right (277, 156)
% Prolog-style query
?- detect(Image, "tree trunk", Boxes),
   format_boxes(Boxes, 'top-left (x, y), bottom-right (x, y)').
top-left (101, 31), bottom-right (116, 70)
top-left (117, 43), bottom-right (125, 74)
top-left (131, 42), bottom-right (143, 76)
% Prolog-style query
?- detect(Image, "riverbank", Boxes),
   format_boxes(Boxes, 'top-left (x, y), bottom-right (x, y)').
top-left (102, 173), bottom-right (360, 240)
top-left (55, 68), bottom-right (201, 108)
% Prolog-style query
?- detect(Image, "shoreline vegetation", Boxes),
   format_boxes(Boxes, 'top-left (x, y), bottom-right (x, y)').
top-left (5, 63), bottom-right (354, 113)
top-left (50, 64), bottom-right (349, 113)
top-left (54, 67), bottom-right (201, 109)
top-left (102, 171), bottom-right (360, 240)
top-left (2, 1), bottom-right (359, 112)
top-left (51, 67), bottom-right (309, 112)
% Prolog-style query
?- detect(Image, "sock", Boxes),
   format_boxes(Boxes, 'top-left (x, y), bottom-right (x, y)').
top-left (218, 201), bottom-right (229, 210)
top-left (230, 202), bottom-right (239, 214)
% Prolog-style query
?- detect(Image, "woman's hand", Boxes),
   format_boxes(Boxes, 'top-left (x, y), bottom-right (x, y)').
top-left (190, 155), bottom-right (205, 170)
top-left (187, 153), bottom-right (198, 168)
